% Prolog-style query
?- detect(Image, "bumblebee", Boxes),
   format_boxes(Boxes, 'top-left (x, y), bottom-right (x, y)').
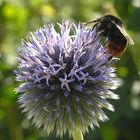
top-left (86, 15), bottom-right (134, 57)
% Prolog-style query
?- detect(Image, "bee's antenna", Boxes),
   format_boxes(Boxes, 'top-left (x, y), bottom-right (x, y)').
top-left (85, 19), bottom-right (99, 25)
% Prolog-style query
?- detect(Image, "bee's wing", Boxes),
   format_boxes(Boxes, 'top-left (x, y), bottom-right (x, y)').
top-left (111, 21), bottom-right (134, 45)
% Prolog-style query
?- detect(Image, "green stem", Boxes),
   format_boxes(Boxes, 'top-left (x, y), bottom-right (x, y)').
top-left (72, 128), bottom-right (84, 140)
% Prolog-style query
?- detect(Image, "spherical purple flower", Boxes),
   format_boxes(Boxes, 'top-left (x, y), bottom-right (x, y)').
top-left (15, 20), bottom-right (119, 139)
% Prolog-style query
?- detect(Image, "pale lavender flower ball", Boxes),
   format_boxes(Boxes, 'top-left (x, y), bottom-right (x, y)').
top-left (15, 20), bottom-right (119, 137)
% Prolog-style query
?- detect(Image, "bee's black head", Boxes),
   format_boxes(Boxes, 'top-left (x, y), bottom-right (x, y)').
top-left (104, 15), bottom-right (123, 27)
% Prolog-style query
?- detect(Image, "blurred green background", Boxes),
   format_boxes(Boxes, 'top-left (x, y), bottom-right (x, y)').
top-left (0, 0), bottom-right (140, 140)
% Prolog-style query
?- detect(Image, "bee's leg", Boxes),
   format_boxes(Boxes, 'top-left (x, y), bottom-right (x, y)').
top-left (102, 38), bottom-right (113, 61)
top-left (83, 30), bottom-right (103, 47)
top-left (108, 56), bottom-right (113, 61)
top-left (93, 29), bottom-right (105, 42)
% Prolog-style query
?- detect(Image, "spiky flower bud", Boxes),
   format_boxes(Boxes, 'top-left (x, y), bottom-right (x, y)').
top-left (15, 21), bottom-right (119, 139)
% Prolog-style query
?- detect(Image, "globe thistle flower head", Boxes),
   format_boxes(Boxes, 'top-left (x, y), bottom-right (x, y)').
top-left (15, 20), bottom-right (119, 139)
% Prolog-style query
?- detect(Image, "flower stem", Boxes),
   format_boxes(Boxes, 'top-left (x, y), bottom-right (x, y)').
top-left (72, 128), bottom-right (84, 140)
